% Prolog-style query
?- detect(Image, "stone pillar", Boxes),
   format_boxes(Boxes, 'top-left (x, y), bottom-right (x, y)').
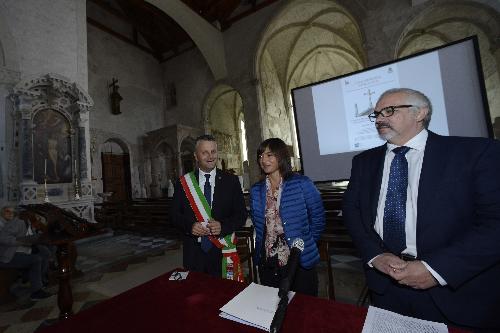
top-left (176, 151), bottom-right (183, 177)
top-left (20, 108), bottom-right (34, 182)
top-left (150, 154), bottom-right (161, 198)
top-left (0, 84), bottom-right (10, 200)
top-left (237, 78), bottom-right (264, 185)
top-left (0, 69), bottom-right (20, 203)
top-left (284, 99), bottom-right (300, 170)
top-left (493, 45), bottom-right (500, 93)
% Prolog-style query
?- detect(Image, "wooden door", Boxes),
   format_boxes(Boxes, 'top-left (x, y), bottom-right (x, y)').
top-left (102, 153), bottom-right (131, 202)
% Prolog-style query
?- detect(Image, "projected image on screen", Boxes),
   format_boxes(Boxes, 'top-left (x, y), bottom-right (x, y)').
top-left (292, 37), bottom-right (491, 181)
top-left (313, 51), bottom-right (449, 155)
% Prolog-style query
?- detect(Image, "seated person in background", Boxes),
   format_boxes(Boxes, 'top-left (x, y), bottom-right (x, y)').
top-left (249, 138), bottom-right (325, 296)
top-left (0, 206), bottom-right (52, 300)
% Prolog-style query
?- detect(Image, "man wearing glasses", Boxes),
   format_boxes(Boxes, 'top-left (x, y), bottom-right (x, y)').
top-left (344, 88), bottom-right (500, 332)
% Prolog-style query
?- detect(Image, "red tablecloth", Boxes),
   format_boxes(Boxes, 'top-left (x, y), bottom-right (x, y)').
top-left (40, 270), bottom-right (468, 333)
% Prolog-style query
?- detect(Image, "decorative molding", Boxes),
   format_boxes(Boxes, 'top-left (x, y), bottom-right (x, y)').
top-left (22, 185), bottom-right (37, 201)
top-left (0, 67), bottom-right (20, 85)
top-left (8, 73), bottom-right (94, 212)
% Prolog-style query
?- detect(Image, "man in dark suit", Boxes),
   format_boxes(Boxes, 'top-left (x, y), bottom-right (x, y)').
top-left (343, 88), bottom-right (500, 331)
top-left (171, 135), bottom-right (247, 277)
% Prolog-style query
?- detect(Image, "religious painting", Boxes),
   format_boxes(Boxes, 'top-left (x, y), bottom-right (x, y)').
top-left (33, 109), bottom-right (72, 184)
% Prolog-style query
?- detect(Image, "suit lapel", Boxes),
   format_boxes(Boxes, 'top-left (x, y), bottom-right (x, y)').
top-left (370, 144), bottom-right (387, 223)
top-left (212, 169), bottom-right (223, 215)
top-left (417, 132), bottom-right (446, 233)
top-left (194, 168), bottom-right (200, 183)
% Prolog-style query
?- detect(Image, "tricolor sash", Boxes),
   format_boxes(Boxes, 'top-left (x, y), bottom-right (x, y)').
top-left (180, 172), bottom-right (244, 282)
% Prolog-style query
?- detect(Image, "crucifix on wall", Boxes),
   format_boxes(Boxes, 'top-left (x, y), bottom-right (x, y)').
top-left (109, 78), bottom-right (123, 115)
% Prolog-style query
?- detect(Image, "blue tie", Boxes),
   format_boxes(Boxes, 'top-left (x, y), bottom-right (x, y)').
top-left (201, 174), bottom-right (212, 252)
top-left (383, 146), bottom-right (411, 254)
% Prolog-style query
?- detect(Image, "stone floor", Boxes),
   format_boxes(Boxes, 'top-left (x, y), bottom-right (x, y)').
top-left (0, 231), bottom-right (367, 333)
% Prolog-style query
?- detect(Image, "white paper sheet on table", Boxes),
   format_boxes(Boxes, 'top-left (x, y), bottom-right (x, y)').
top-left (219, 282), bottom-right (295, 332)
top-left (168, 271), bottom-right (189, 280)
top-left (362, 306), bottom-right (448, 333)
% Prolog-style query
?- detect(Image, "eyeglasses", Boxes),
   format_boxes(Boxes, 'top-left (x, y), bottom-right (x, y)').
top-left (259, 152), bottom-right (276, 160)
top-left (368, 105), bottom-right (415, 122)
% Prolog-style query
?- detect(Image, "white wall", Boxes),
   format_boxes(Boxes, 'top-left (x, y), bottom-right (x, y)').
top-left (162, 48), bottom-right (214, 129)
top-left (0, 0), bottom-right (88, 88)
top-left (87, 25), bottom-right (164, 144)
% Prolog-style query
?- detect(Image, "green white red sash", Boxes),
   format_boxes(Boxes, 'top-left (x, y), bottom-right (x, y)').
top-left (180, 172), bottom-right (244, 282)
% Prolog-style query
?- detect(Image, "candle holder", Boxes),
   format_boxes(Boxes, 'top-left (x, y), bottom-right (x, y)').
top-left (44, 176), bottom-right (50, 203)
top-left (74, 177), bottom-right (80, 200)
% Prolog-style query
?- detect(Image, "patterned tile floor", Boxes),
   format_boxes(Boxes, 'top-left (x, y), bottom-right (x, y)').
top-left (76, 233), bottom-right (176, 273)
top-left (0, 231), bottom-right (182, 333)
top-left (0, 232), bottom-right (366, 333)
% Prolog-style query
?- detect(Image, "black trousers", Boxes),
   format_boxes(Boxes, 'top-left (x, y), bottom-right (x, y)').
top-left (258, 259), bottom-right (318, 297)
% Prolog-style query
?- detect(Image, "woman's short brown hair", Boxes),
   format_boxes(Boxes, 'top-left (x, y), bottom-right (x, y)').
top-left (257, 138), bottom-right (293, 179)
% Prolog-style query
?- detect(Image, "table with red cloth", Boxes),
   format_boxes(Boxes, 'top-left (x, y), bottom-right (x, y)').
top-left (40, 269), bottom-right (468, 333)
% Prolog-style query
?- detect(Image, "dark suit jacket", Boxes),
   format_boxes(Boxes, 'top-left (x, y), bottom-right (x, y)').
top-left (170, 168), bottom-right (247, 275)
top-left (343, 131), bottom-right (500, 328)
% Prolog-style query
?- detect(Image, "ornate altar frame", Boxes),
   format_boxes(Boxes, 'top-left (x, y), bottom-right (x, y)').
top-left (9, 73), bottom-right (95, 220)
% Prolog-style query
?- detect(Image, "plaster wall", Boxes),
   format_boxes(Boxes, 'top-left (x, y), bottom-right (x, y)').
top-left (0, 0), bottom-right (88, 89)
top-left (87, 25), bottom-right (164, 145)
top-left (162, 48), bottom-right (214, 129)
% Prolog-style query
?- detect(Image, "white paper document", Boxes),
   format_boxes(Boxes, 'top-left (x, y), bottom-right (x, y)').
top-left (168, 270), bottom-right (189, 281)
top-left (219, 282), bottom-right (295, 331)
top-left (362, 306), bottom-right (448, 333)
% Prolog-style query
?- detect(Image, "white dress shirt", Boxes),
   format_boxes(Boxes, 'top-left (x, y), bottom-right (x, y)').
top-left (372, 129), bottom-right (446, 285)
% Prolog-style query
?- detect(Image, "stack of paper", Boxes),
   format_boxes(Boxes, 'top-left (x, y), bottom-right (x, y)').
top-left (362, 306), bottom-right (448, 333)
top-left (219, 283), bottom-right (295, 331)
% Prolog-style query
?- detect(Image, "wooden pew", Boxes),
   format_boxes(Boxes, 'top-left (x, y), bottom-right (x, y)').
top-left (95, 198), bottom-right (180, 238)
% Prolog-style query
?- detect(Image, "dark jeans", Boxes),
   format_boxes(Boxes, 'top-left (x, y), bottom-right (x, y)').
top-left (0, 252), bottom-right (43, 292)
top-left (258, 258), bottom-right (318, 296)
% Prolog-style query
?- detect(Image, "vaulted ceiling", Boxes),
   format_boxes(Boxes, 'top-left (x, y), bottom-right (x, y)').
top-left (87, 0), bottom-right (277, 62)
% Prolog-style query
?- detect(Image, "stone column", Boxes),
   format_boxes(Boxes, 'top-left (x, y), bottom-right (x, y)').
top-left (20, 108), bottom-right (34, 182)
top-left (0, 84), bottom-right (9, 200)
top-left (0, 69), bottom-right (20, 203)
top-left (236, 78), bottom-right (264, 185)
top-left (284, 98), bottom-right (300, 170)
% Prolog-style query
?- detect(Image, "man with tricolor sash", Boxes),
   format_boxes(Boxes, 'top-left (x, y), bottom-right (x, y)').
top-left (171, 135), bottom-right (247, 281)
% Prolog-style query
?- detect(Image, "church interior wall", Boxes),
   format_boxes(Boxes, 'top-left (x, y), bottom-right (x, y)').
top-left (87, 23), bottom-right (167, 200)
top-left (1, 0), bottom-right (499, 206)
top-left (0, 0), bottom-right (88, 89)
top-left (162, 48), bottom-right (215, 129)
top-left (87, 24), bottom-right (165, 144)
top-left (208, 89), bottom-right (244, 174)
top-left (220, 2), bottom-right (281, 181)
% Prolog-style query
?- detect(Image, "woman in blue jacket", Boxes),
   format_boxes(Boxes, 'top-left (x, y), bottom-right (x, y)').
top-left (250, 138), bottom-right (325, 296)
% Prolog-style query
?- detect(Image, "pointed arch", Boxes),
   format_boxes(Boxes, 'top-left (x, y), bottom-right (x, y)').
top-left (255, 0), bottom-right (365, 163)
top-left (395, 1), bottom-right (500, 128)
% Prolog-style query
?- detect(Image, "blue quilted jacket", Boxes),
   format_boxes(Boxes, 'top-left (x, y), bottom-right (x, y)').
top-left (250, 174), bottom-right (325, 269)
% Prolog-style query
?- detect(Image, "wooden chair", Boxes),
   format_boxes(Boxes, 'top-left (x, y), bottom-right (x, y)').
top-left (318, 236), bottom-right (335, 300)
top-left (235, 226), bottom-right (256, 283)
top-left (318, 214), bottom-right (359, 300)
